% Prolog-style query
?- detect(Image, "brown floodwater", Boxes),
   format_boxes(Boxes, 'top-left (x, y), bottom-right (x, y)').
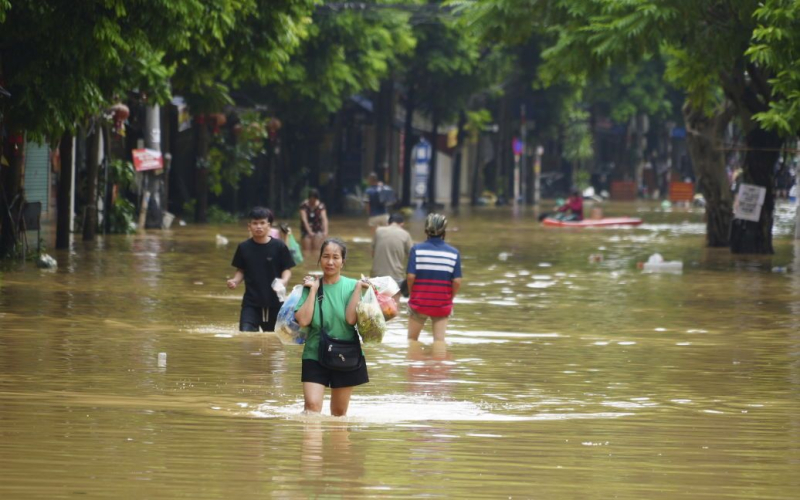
top-left (1, 201), bottom-right (799, 499)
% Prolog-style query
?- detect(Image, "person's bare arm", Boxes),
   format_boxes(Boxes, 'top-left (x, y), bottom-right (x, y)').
top-left (300, 209), bottom-right (312, 235)
top-left (406, 273), bottom-right (416, 294)
top-left (227, 269), bottom-right (245, 289)
top-left (451, 277), bottom-right (462, 298)
top-left (281, 269), bottom-right (291, 287)
top-left (294, 281), bottom-right (319, 327)
top-left (345, 280), bottom-right (366, 325)
top-left (320, 209), bottom-right (329, 236)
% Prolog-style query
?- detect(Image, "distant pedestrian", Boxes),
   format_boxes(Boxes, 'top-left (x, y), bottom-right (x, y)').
top-left (299, 188), bottom-right (328, 252)
top-left (227, 207), bottom-right (296, 332)
top-left (406, 213), bottom-right (462, 342)
top-left (372, 213), bottom-right (413, 299)
top-left (364, 173), bottom-right (391, 231)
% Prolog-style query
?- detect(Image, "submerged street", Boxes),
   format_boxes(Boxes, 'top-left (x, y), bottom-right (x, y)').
top-left (1, 203), bottom-right (799, 499)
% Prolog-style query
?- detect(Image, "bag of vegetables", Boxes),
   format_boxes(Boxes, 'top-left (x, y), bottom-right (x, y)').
top-left (275, 285), bottom-right (306, 345)
top-left (356, 285), bottom-right (387, 343)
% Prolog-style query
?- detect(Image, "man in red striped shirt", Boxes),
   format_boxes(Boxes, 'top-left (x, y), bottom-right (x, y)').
top-left (406, 213), bottom-right (462, 342)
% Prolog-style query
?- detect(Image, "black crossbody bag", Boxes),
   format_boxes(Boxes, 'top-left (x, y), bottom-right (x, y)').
top-left (317, 282), bottom-right (363, 371)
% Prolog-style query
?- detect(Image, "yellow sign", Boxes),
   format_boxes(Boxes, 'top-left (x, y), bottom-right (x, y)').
top-left (447, 128), bottom-right (458, 148)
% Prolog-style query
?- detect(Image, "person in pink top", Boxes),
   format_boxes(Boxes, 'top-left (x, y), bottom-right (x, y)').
top-left (557, 190), bottom-right (584, 221)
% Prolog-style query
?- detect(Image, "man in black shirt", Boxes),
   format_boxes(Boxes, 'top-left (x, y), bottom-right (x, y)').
top-left (227, 207), bottom-right (296, 331)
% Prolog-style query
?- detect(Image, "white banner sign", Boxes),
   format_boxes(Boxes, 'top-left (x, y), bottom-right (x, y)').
top-left (733, 183), bottom-right (766, 222)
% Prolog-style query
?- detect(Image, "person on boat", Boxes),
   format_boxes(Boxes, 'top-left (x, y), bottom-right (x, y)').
top-left (556, 190), bottom-right (584, 221)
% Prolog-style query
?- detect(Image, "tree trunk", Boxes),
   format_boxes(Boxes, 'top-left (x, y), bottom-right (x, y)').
top-left (56, 133), bottom-right (73, 249)
top-left (427, 112), bottom-right (439, 209)
top-left (0, 129), bottom-right (26, 258)
top-left (451, 110), bottom-right (467, 208)
top-left (374, 78), bottom-right (393, 182)
top-left (729, 126), bottom-right (783, 254)
top-left (194, 116), bottom-right (210, 223)
top-left (82, 123), bottom-right (101, 241)
top-left (470, 133), bottom-right (484, 206)
top-left (682, 101), bottom-right (734, 247)
top-left (402, 86), bottom-right (416, 207)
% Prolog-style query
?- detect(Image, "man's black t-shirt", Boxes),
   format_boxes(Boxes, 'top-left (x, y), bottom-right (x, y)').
top-left (231, 238), bottom-right (296, 308)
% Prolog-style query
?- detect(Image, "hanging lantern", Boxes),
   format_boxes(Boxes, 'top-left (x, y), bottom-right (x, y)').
top-left (109, 103), bottom-right (130, 136)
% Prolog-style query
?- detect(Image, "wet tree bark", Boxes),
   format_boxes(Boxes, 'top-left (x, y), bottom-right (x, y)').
top-left (451, 110), bottom-right (467, 208)
top-left (729, 126), bottom-right (783, 254)
top-left (82, 122), bottom-right (101, 241)
top-left (402, 86), bottom-right (416, 207)
top-left (194, 117), bottom-right (210, 223)
top-left (682, 101), bottom-right (734, 247)
top-left (427, 111), bottom-right (439, 209)
top-left (0, 128), bottom-right (25, 258)
top-left (56, 133), bottom-right (73, 249)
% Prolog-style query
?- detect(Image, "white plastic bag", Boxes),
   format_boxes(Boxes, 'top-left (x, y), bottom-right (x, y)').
top-left (365, 275), bottom-right (400, 297)
top-left (272, 278), bottom-right (287, 302)
top-left (275, 285), bottom-right (305, 345)
top-left (356, 285), bottom-right (387, 343)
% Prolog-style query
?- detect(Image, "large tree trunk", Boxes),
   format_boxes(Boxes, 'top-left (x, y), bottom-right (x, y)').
top-left (56, 133), bottom-right (73, 249)
top-left (427, 112), bottom-right (439, 209)
top-left (194, 116), bottom-right (210, 223)
top-left (82, 123), bottom-right (101, 241)
top-left (0, 129), bottom-right (26, 258)
top-left (402, 86), bottom-right (416, 207)
top-left (451, 110), bottom-right (467, 208)
top-left (729, 126), bottom-right (783, 254)
top-left (683, 101), bottom-right (734, 247)
top-left (374, 78), bottom-right (393, 182)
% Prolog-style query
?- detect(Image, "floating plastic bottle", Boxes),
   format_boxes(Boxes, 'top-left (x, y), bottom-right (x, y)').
top-left (641, 253), bottom-right (683, 273)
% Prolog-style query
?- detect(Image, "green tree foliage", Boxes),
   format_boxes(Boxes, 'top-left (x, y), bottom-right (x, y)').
top-left (267, 1), bottom-right (416, 119)
top-left (460, 0), bottom-right (785, 253)
top-left (747, 0), bottom-right (800, 135)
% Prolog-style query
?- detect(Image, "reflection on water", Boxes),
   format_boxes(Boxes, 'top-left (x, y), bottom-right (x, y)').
top-left (2, 202), bottom-right (800, 499)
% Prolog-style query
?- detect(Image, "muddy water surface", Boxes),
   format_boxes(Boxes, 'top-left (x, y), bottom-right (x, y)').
top-left (1, 202), bottom-right (799, 499)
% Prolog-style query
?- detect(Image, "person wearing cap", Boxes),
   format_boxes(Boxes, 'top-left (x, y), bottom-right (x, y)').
top-left (372, 213), bottom-right (413, 300)
top-left (406, 213), bottom-right (462, 342)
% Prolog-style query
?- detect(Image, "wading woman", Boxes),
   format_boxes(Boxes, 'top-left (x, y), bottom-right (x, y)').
top-left (294, 238), bottom-right (368, 416)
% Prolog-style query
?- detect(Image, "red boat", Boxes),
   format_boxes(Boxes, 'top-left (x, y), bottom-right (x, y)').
top-left (542, 216), bottom-right (643, 227)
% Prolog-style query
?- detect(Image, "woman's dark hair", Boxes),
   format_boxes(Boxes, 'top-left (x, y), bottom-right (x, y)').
top-left (249, 206), bottom-right (274, 223)
top-left (308, 188), bottom-right (320, 200)
top-left (318, 237), bottom-right (347, 264)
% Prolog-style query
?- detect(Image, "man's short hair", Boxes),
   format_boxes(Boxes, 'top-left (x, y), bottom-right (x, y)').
top-left (388, 213), bottom-right (404, 224)
top-left (248, 206), bottom-right (274, 223)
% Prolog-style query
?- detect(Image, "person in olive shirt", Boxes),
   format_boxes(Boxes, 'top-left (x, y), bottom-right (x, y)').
top-left (227, 207), bottom-right (295, 332)
top-left (294, 238), bottom-right (369, 416)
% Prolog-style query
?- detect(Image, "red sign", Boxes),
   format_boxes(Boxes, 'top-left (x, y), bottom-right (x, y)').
top-left (132, 148), bottom-right (163, 172)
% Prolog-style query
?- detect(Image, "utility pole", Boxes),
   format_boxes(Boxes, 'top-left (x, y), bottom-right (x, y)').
top-left (534, 145), bottom-right (544, 205)
top-left (139, 104), bottom-right (164, 229)
top-left (520, 104), bottom-right (527, 204)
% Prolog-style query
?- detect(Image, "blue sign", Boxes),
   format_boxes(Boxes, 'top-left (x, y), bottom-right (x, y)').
top-left (413, 139), bottom-right (432, 198)
top-left (512, 137), bottom-right (523, 156)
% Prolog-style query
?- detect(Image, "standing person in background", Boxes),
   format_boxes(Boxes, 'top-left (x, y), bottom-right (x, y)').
top-left (364, 173), bottom-right (390, 231)
top-left (372, 213), bottom-right (413, 300)
top-left (406, 213), bottom-right (462, 343)
top-left (294, 238), bottom-right (370, 416)
top-left (299, 188), bottom-right (328, 252)
top-left (227, 207), bottom-right (296, 332)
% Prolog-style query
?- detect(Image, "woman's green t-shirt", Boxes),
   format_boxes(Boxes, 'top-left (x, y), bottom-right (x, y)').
top-left (294, 276), bottom-right (358, 361)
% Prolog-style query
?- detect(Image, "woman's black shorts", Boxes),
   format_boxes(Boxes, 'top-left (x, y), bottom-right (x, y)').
top-left (301, 359), bottom-right (369, 389)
